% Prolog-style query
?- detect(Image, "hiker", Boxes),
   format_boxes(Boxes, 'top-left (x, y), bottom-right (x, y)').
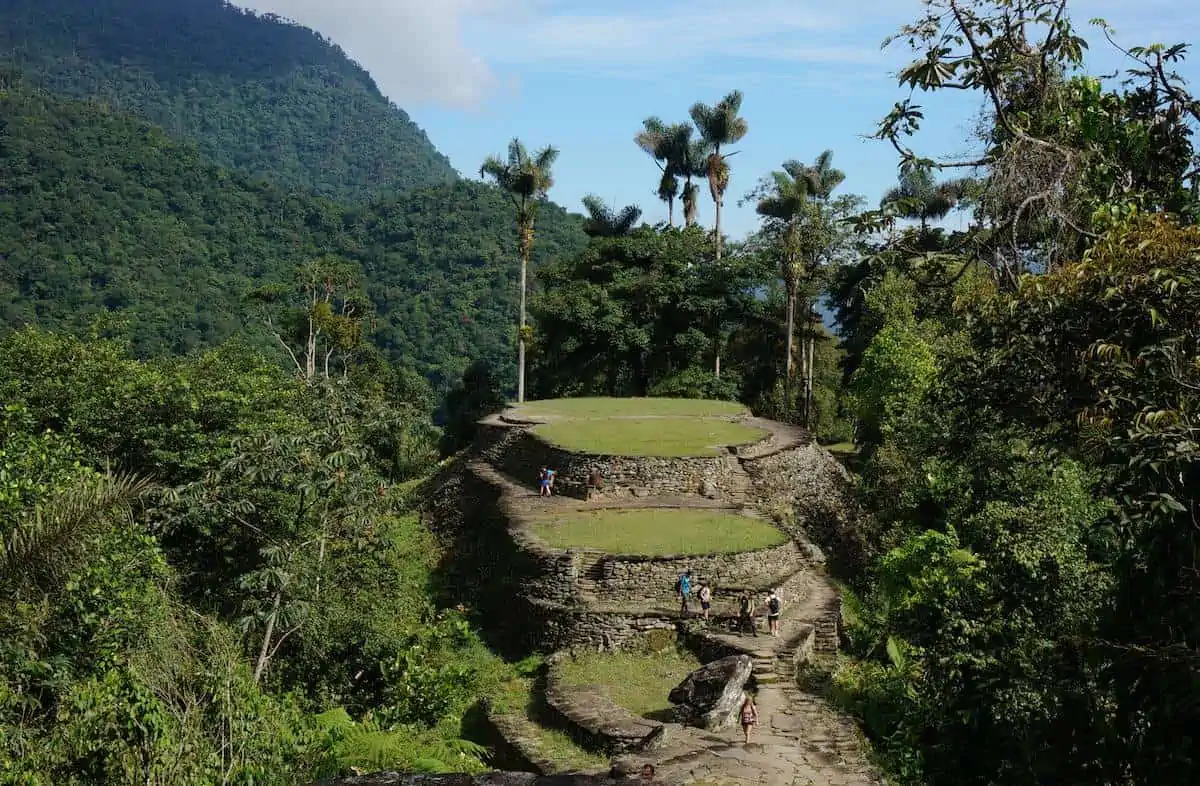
top-left (539, 466), bottom-right (557, 497)
top-left (766, 589), bottom-right (782, 637)
top-left (739, 694), bottom-right (758, 744)
top-left (738, 592), bottom-right (758, 636)
top-left (675, 570), bottom-right (692, 617)
top-left (698, 582), bottom-right (713, 621)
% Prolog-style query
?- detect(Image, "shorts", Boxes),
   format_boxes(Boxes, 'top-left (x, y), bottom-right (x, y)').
top-left (700, 601), bottom-right (711, 610)
top-left (767, 614), bottom-right (780, 622)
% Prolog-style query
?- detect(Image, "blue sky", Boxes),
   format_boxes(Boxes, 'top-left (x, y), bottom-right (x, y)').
top-left (244, 1), bottom-right (1198, 240)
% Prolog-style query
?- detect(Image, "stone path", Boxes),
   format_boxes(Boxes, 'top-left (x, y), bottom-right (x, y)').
top-left (631, 581), bottom-right (880, 786)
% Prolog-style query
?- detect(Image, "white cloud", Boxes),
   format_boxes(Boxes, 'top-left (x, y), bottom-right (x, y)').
top-left (233, 1), bottom-right (1199, 111)
top-left (232, 0), bottom-right (518, 109)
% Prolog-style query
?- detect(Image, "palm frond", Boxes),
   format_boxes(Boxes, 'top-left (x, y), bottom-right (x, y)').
top-left (1, 471), bottom-right (156, 596)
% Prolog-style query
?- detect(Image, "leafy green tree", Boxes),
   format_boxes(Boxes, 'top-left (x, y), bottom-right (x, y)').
top-left (532, 226), bottom-right (760, 397)
top-left (479, 138), bottom-right (560, 403)
top-left (580, 195), bottom-right (642, 238)
top-left (634, 117), bottom-right (683, 226)
top-left (250, 257), bottom-right (374, 383)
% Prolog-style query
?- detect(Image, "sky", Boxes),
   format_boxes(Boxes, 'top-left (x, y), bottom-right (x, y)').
top-left (237, 0), bottom-right (1199, 240)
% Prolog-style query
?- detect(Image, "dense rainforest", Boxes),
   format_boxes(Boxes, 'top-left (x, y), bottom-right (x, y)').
top-left (0, 80), bottom-right (587, 386)
top-left (0, 0), bottom-right (456, 200)
top-left (2, 0), bottom-right (1200, 784)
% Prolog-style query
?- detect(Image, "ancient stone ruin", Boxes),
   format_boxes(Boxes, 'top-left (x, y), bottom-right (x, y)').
top-left (392, 401), bottom-right (883, 786)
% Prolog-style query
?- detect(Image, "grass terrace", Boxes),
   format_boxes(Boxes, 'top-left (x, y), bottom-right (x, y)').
top-left (529, 508), bottom-right (786, 556)
top-left (489, 674), bottom-right (610, 771)
top-left (532, 417), bottom-right (764, 457)
top-left (555, 648), bottom-right (702, 721)
top-left (512, 397), bottom-right (748, 419)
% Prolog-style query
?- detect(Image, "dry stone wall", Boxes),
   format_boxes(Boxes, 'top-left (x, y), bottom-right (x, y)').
top-left (579, 539), bottom-right (804, 604)
top-left (482, 424), bottom-right (755, 501)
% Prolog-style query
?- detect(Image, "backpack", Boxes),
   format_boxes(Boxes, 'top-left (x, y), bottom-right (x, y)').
top-left (768, 596), bottom-right (781, 615)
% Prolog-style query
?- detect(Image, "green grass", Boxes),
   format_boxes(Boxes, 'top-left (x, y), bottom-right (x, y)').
top-left (532, 417), bottom-right (764, 457)
top-left (555, 648), bottom-right (702, 720)
top-left (490, 675), bottom-right (610, 771)
top-left (513, 397), bottom-right (747, 419)
top-left (529, 508), bottom-right (787, 556)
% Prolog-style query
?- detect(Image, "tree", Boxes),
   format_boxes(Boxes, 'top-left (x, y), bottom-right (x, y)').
top-left (690, 90), bottom-right (748, 260)
top-left (248, 257), bottom-right (372, 383)
top-left (634, 118), bottom-right (681, 226)
top-left (580, 195), bottom-right (642, 238)
top-left (881, 168), bottom-right (973, 232)
top-left (438, 360), bottom-right (508, 455)
top-left (532, 226), bottom-right (759, 397)
top-left (753, 151), bottom-right (846, 425)
top-left (874, 0), bottom-right (1200, 287)
top-left (479, 138), bottom-right (559, 403)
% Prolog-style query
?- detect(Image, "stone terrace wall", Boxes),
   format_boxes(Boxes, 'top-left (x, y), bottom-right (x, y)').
top-left (743, 442), bottom-right (873, 576)
top-left (482, 425), bottom-right (753, 502)
top-left (522, 597), bottom-right (678, 652)
top-left (581, 539), bottom-right (806, 604)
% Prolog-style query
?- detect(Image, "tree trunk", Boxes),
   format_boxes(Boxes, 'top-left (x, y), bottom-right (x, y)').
top-left (784, 287), bottom-right (796, 381)
top-left (253, 591), bottom-right (282, 684)
top-left (804, 335), bottom-right (815, 428)
top-left (714, 198), bottom-right (723, 261)
top-left (667, 198), bottom-right (675, 227)
top-left (518, 218), bottom-right (533, 403)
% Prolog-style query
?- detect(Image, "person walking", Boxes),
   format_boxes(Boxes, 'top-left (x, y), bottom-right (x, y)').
top-left (698, 582), bottom-right (713, 622)
top-left (739, 695), bottom-right (758, 744)
top-left (676, 570), bottom-right (692, 617)
top-left (766, 589), bottom-right (782, 637)
top-left (738, 592), bottom-right (757, 636)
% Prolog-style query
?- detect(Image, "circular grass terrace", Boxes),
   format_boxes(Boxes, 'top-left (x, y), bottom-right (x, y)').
top-left (554, 647), bottom-right (702, 723)
top-left (511, 397), bottom-right (763, 457)
top-left (528, 508), bottom-right (787, 556)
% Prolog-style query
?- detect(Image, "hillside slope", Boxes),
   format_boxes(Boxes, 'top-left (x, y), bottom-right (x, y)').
top-left (0, 84), bottom-right (587, 385)
top-left (0, 0), bottom-right (456, 201)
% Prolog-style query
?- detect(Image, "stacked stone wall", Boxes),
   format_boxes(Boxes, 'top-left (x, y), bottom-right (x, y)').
top-left (490, 427), bottom-right (755, 501)
top-left (578, 540), bottom-right (804, 603)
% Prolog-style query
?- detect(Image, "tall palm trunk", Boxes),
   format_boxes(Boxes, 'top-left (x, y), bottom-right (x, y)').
top-left (518, 217), bottom-right (534, 403)
top-left (784, 284), bottom-right (796, 395)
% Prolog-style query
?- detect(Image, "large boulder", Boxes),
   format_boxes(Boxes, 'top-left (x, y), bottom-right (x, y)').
top-left (668, 654), bottom-right (753, 731)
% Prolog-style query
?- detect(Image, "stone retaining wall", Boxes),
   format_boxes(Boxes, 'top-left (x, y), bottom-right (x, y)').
top-left (483, 426), bottom-right (754, 501)
top-left (544, 654), bottom-right (665, 755)
top-left (578, 539), bottom-right (804, 603)
top-left (742, 442), bottom-right (873, 576)
top-left (522, 597), bottom-right (679, 652)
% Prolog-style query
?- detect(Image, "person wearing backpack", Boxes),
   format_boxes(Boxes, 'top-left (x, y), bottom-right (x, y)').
top-left (766, 589), bottom-right (782, 637)
top-left (676, 570), bottom-right (692, 617)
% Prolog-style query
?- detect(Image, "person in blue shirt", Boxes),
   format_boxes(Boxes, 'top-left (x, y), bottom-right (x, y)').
top-left (539, 466), bottom-right (557, 497)
top-left (676, 570), bottom-right (692, 617)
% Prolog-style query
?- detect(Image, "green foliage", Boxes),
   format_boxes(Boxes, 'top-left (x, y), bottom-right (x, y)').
top-left (0, 86), bottom-right (586, 380)
top-left (0, 0), bottom-right (455, 202)
top-left (438, 361), bottom-right (508, 456)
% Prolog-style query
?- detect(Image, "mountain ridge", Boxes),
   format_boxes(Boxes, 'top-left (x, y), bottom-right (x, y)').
top-left (0, 0), bottom-right (457, 202)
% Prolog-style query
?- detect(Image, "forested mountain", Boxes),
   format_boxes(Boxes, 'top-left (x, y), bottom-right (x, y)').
top-left (0, 83), bottom-right (587, 386)
top-left (0, 0), bottom-right (456, 201)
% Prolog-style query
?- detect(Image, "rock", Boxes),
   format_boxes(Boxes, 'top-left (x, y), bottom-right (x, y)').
top-left (668, 654), bottom-right (753, 731)
top-left (699, 479), bottom-right (718, 498)
top-left (314, 775), bottom-right (631, 785)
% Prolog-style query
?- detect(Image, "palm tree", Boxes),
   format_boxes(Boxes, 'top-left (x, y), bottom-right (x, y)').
top-left (479, 138), bottom-right (558, 403)
top-left (678, 137), bottom-right (711, 228)
top-left (581, 195), bottom-right (642, 238)
top-left (690, 90), bottom-right (748, 260)
top-left (756, 151), bottom-right (844, 426)
top-left (635, 118), bottom-right (680, 226)
top-left (1, 472), bottom-right (154, 598)
top-left (755, 161), bottom-right (812, 391)
top-left (881, 168), bottom-right (973, 231)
